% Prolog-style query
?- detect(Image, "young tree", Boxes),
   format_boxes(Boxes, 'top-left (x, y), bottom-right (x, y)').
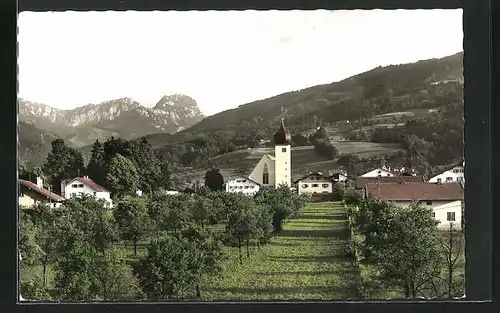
top-left (114, 196), bottom-right (153, 256)
top-left (204, 168), bottom-right (225, 191)
top-left (105, 153), bottom-right (140, 199)
top-left (226, 207), bottom-right (257, 264)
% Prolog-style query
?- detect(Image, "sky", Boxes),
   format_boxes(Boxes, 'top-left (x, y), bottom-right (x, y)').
top-left (18, 9), bottom-right (463, 116)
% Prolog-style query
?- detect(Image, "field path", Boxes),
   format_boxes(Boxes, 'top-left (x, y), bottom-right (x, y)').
top-left (202, 202), bottom-right (359, 300)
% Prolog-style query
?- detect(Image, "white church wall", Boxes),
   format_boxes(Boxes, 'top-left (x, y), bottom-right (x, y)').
top-left (248, 154), bottom-right (276, 186)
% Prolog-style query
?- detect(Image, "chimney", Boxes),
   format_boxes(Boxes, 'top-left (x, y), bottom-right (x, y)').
top-left (36, 177), bottom-right (43, 188)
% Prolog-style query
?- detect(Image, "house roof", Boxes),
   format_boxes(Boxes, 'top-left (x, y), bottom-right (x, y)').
top-left (19, 179), bottom-right (66, 202)
top-left (67, 177), bottom-right (109, 192)
top-left (293, 171), bottom-right (333, 184)
top-left (365, 182), bottom-right (464, 201)
top-left (355, 176), bottom-right (425, 189)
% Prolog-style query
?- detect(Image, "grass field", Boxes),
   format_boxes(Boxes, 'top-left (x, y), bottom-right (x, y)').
top-left (199, 202), bottom-right (359, 300)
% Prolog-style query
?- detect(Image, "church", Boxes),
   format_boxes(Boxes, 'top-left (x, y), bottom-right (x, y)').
top-left (248, 118), bottom-right (292, 188)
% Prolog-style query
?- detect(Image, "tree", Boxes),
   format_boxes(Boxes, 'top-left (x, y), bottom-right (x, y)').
top-left (54, 244), bottom-right (139, 301)
top-left (105, 153), bottom-right (140, 199)
top-left (226, 202), bottom-right (258, 264)
top-left (43, 139), bottom-right (85, 194)
top-left (114, 196), bottom-right (153, 256)
top-left (137, 235), bottom-right (200, 300)
top-left (179, 224), bottom-right (224, 298)
top-left (366, 203), bottom-right (441, 299)
top-left (86, 139), bottom-right (106, 187)
top-left (131, 138), bottom-right (162, 195)
top-left (204, 168), bottom-right (225, 191)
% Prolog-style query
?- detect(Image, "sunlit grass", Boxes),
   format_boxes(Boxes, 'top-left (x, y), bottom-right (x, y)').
top-left (199, 201), bottom-right (360, 300)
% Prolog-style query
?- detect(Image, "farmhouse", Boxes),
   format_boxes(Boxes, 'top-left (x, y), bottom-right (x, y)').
top-left (294, 172), bottom-right (334, 195)
top-left (355, 175), bottom-right (425, 190)
top-left (19, 177), bottom-right (65, 208)
top-left (248, 118), bottom-right (292, 188)
top-left (225, 176), bottom-right (260, 195)
top-left (428, 161), bottom-right (465, 184)
top-left (365, 182), bottom-right (464, 229)
top-left (61, 176), bottom-right (113, 208)
top-left (360, 166), bottom-right (396, 178)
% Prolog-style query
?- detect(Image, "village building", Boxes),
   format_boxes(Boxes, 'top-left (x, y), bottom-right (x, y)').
top-left (61, 176), bottom-right (113, 208)
top-left (360, 166), bottom-right (396, 178)
top-left (19, 177), bottom-right (65, 208)
top-left (428, 161), bottom-right (465, 184)
top-left (225, 176), bottom-right (261, 195)
top-left (248, 118), bottom-right (292, 188)
top-left (365, 182), bottom-right (464, 230)
top-left (294, 172), bottom-right (334, 195)
top-left (331, 172), bottom-right (348, 183)
top-left (355, 175), bottom-right (425, 190)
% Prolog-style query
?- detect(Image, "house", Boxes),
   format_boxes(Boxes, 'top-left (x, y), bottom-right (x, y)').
top-left (225, 176), bottom-right (260, 195)
top-left (360, 167), bottom-right (396, 178)
top-left (331, 172), bottom-right (348, 183)
top-left (61, 176), bottom-right (113, 208)
top-left (294, 172), bottom-right (334, 195)
top-left (19, 177), bottom-right (65, 208)
top-left (428, 162), bottom-right (465, 184)
top-left (365, 182), bottom-right (464, 229)
top-left (248, 118), bottom-right (292, 188)
top-left (432, 200), bottom-right (463, 230)
top-left (355, 175), bottom-right (425, 190)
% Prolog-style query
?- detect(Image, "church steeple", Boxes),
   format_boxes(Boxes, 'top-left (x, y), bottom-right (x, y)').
top-left (274, 118), bottom-right (291, 145)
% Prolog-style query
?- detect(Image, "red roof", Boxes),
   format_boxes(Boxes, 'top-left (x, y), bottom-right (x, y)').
top-left (365, 182), bottom-right (464, 201)
top-left (68, 177), bottom-right (109, 192)
top-left (355, 176), bottom-right (425, 189)
top-left (19, 179), bottom-right (65, 202)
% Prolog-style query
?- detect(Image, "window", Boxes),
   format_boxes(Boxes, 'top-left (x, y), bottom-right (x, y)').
top-left (322, 184), bottom-right (329, 188)
top-left (446, 177), bottom-right (453, 181)
top-left (239, 186), bottom-right (243, 189)
top-left (93, 191), bottom-right (97, 196)
top-left (236, 180), bottom-right (241, 183)
top-left (244, 186), bottom-right (249, 189)
top-left (312, 184), bottom-right (319, 187)
top-left (262, 164), bottom-right (269, 185)
top-left (250, 186), bottom-right (254, 189)
top-left (242, 180), bottom-right (247, 182)
top-left (78, 184), bottom-right (84, 188)
top-left (437, 178), bottom-right (442, 183)
top-left (457, 177), bottom-right (463, 182)
top-left (377, 170), bottom-right (381, 174)
top-left (71, 184), bottom-right (77, 188)
top-left (426, 200), bottom-right (433, 205)
top-left (447, 212), bottom-right (456, 221)
top-left (282, 147), bottom-right (287, 152)
top-left (432, 212), bottom-right (436, 218)
top-left (285, 161), bottom-right (287, 164)
top-left (302, 184), bottom-right (308, 188)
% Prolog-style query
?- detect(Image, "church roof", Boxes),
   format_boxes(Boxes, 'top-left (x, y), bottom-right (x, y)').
top-left (273, 118), bottom-right (291, 145)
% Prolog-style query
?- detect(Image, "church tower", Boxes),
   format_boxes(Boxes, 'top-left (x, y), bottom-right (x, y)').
top-left (273, 118), bottom-right (292, 188)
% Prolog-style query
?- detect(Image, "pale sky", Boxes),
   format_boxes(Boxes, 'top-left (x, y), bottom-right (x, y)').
top-left (18, 9), bottom-right (463, 116)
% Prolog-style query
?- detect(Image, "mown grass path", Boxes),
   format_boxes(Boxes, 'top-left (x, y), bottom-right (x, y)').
top-left (201, 201), bottom-right (359, 300)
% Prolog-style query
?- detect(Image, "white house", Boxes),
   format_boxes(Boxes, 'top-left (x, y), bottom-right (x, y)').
top-left (248, 118), bottom-right (292, 188)
top-left (432, 200), bottom-right (463, 230)
top-left (61, 176), bottom-right (113, 208)
top-left (428, 164), bottom-right (465, 184)
top-left (331, 172), bottom-right (348, 183)
top-left (225, 176), bottom-right (260, 195)
top-left (294, 172), bottom-right (334, 195)
top-left (365, 182), bottom-right (464, 210)
top-left (360, 167), bottom-right (396, 178)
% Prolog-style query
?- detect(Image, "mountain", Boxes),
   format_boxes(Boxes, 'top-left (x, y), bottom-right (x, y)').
top-left (19, 94), bottom-right (204, 147)
top-left (174, 52), bottom-right (463, 137)
top-left (18, 121), bottom-right (59, 166)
